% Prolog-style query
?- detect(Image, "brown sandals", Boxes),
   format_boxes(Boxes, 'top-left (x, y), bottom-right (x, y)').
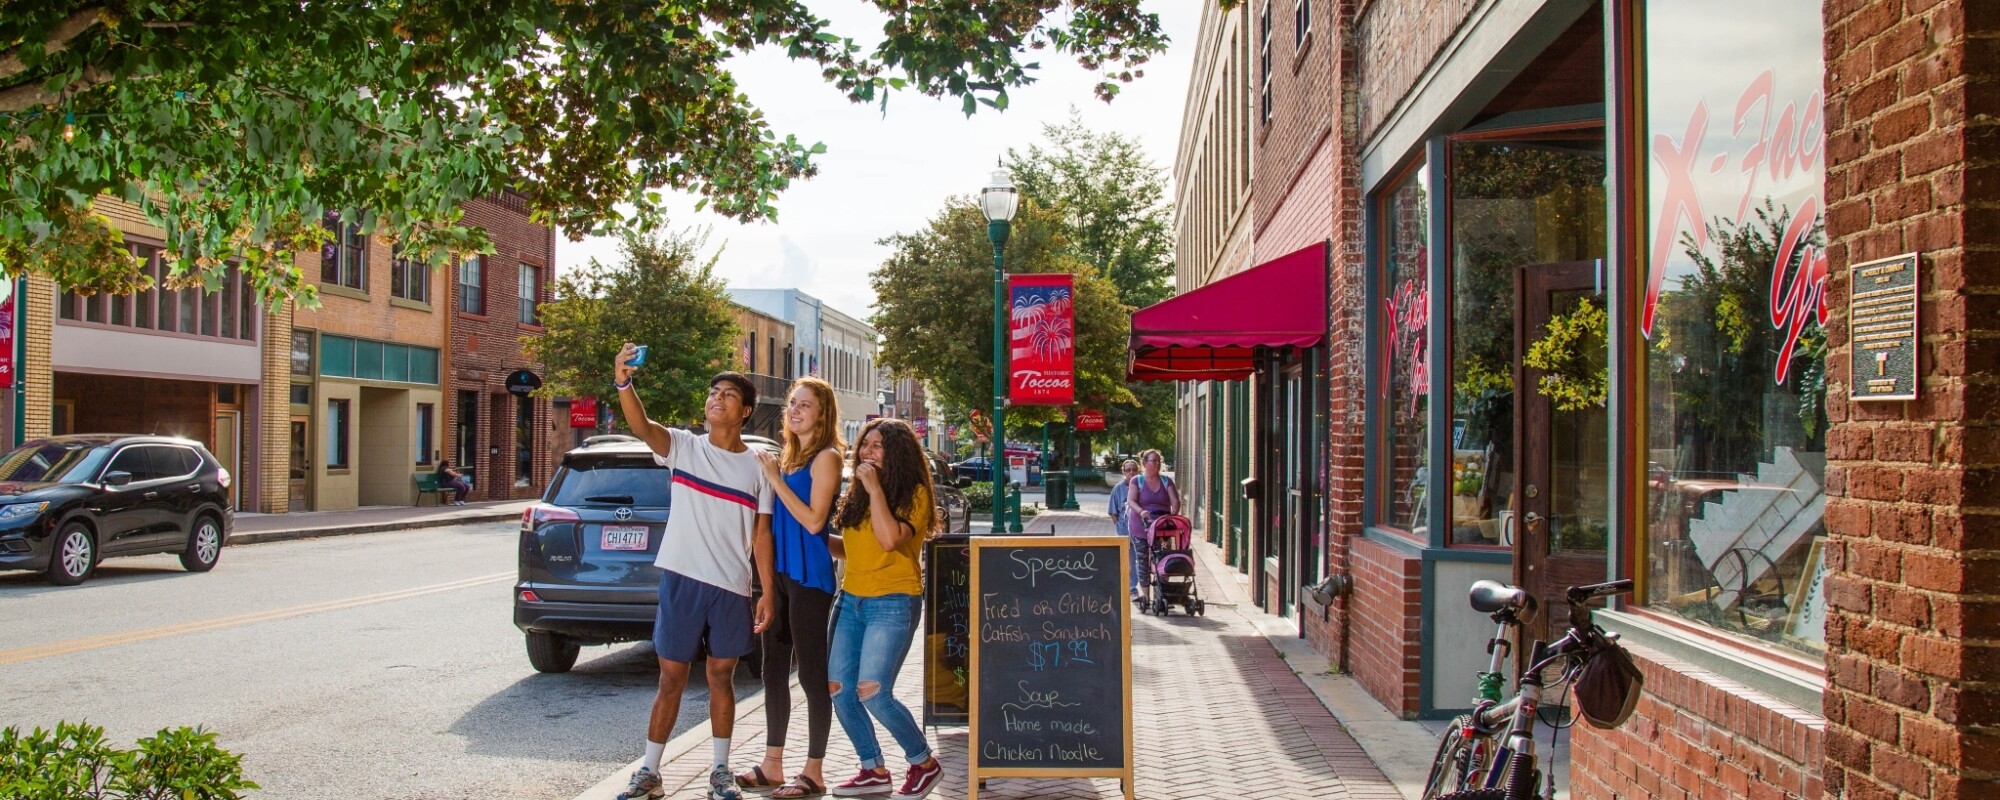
top-left (772, 774), bottom-right (826, 798)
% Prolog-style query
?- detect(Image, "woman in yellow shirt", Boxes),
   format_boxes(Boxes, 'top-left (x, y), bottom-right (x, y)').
top-left (824, 418), bottom-right (942, 799)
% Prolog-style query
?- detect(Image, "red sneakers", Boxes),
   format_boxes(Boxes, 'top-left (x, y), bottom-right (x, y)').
top-left (831, 768), bottom-right (894, 797)
top-left (890, 760), bottom-right (943, 799)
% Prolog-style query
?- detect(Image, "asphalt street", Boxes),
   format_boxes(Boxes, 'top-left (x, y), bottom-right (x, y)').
top-left (0, 521), bottom-right (750, 800)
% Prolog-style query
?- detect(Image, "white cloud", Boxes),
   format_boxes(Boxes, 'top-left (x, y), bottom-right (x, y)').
top-left (554, 2), bottom-right (1201, 324)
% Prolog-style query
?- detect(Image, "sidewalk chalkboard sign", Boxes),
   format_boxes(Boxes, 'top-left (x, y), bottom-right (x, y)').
top-left (968, 536), bottom-right (1132, 800)
top-left (922, 535), bottom-right (972, 727)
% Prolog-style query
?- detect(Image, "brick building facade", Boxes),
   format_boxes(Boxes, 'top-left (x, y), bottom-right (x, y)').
top-left (1152, 0), bottom-right (1997, 796)
top-left (445, 192), bottom-right (561, 502)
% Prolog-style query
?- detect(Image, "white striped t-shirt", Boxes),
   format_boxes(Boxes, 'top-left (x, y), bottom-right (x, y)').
top-left (652, 428), bottom-right (774, 596)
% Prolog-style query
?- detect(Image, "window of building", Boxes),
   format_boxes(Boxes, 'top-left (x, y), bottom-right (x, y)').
top-left (515, 395), bottom-right (534, 486)
top-left (316, 334), bottom-right (439, 385)
top-left (391, 246), bottom-right (430, 304)
top-left (416, 403), bottom-right (435, 465)
top-left (320, 213), bottom-right (367, 291)
top-left (518, 263), bottom-right (540, 325)
top-left (1259, 3), bottom-right (1273, 125)
top-left (1638, 0), bottom-right (1827, 656)
top-left (327, 398), bottom-right (351, 469)
top-left (768, 335), bottom-right (776, 375)
top-left (55, 244), bottom-right (255, 342)
top-left (1378, 161), bottom-right (1430, 535)
top-left (458, 255), bottom-right (485, 314)
top-left (291, 331), bottom-right (313, 375)
top-left (1295, 0), bottom-right (1310, 46)
top-left (1445, 132), bottom-right (1607, 553)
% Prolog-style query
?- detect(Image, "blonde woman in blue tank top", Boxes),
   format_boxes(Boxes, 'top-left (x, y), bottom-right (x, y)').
top-left (743, 377), bottom-right (845, 798)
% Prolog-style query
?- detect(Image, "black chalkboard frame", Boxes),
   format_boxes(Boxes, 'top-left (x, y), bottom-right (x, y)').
top-left (967, 535), bottom-right (1134, 800)
top-left (922, 534), bottom-right (972, 727)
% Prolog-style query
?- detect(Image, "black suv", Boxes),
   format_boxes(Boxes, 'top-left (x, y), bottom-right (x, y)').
top-left (514, 435), bottom-right (778, 673)
top-left (0, 435), bottom-right (233, 585)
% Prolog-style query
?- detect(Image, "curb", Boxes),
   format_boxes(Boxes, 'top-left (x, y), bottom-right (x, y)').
top-left (229, 509), bottom-right (522, 546)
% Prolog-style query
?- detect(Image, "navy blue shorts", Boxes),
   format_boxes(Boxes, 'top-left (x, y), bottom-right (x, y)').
top-left (654, 569), bottom-right (754, 664)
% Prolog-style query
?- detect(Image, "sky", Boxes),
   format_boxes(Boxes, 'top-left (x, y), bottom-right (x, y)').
top-left (553, 3), bottom-right (1203, 324)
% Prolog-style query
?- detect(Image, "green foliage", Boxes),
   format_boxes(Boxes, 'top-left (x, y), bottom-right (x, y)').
top-left (1651, 200), bottom-right (1827, 468)
top-left (0, 722), bottom-right (256, 800)
top-left (963, 481), bottom-right (993, 512)
top-left (523, 227), bottom-right (740, 427)
top-left (871, 200), bottom-right (1134, 429)
top-left (1524, 296), bottom-right (1608, 412)
top-left (0, 1), bottom-right (1167, 305)
top-left (1005, 112), bottom-right (1174, 310)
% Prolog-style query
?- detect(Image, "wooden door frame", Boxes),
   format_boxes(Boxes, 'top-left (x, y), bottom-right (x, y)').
top-left (1512, 259), bottom-right (1602, 646)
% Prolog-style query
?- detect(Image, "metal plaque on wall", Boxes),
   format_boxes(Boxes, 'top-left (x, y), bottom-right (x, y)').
top-left (1849, 252), bottom-right (1920, 402)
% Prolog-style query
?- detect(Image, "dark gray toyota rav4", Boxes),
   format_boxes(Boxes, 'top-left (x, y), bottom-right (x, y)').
top-left (514, 436), bottom-right (776, 673)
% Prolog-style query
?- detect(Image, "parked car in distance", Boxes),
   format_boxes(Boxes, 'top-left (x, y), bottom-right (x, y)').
top-left (0, 434), bottom-right (233, 585)
top-left (951, 456), bottom-right (994, 486)
top-left (514, 434), bottom-right (780, 673)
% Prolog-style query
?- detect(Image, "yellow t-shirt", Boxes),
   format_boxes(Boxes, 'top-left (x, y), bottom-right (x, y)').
top-left (840, 486), bottom-right (933, 597)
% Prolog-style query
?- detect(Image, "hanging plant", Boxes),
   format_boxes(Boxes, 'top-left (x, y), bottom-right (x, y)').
top-left (1524, 296), bottom-right (1608, 411)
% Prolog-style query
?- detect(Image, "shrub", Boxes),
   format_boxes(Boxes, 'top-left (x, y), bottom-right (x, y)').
top-left (964, 482), bottom-right (993, 512)
top-left (0, 722), bottom-right (257, 800)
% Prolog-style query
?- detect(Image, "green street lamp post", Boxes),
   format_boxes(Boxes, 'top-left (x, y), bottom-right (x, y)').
top-left (981, 168), bottom-right (1018, 534)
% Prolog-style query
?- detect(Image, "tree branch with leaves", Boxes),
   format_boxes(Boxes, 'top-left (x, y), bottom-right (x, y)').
top-left (0, 0), bottom-right (1168, 306)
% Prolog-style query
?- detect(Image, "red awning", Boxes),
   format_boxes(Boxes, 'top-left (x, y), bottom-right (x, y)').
top-left (1127, 241), bottom-right (1327, 382)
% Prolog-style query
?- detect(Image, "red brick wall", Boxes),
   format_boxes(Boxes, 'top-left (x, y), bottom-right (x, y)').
top-left (1352, 0), bottom-right (1479, 143)
top-left (1250, 0), bottom-right (1336, 249)
top-left (451, 193), bottom-right (558, 501)
top-left (1818, 1), bottom-right (2000, 797)
top-left (1347, 536), bottom-right (1421, 716)
top-left (1571, 645), bottom-right (1825, 800)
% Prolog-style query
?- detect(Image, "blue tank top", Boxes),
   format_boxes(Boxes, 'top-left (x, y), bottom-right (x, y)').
top-left (771, 464), bottom-right (838, 594)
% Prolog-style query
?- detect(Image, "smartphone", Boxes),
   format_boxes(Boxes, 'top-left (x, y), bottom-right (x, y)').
top-left (626, 345), bottom-right (649, 367)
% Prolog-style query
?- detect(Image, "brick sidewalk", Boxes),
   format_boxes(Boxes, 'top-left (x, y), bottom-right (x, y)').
top-left (586, 509), bottom-right (1400, 800)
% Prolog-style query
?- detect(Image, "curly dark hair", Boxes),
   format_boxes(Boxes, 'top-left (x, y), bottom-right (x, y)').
top-left (833, 418), bottom-right (937, 537)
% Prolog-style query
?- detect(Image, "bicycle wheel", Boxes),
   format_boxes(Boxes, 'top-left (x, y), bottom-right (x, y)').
top-left (1421, 715), bottom-right (1481, 800)
top-left (1436, 790), bottom-right (1509, 800)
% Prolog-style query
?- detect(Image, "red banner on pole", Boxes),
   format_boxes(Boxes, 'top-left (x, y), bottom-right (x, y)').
top-left (0, 280), bottom-right (17, 387)
top-left (1074, 409), bottom-right (1106, 431)
top-left (1007, 273), bottom-right (1075, 405)
top-left (570, 396), bottom-right (598, 428)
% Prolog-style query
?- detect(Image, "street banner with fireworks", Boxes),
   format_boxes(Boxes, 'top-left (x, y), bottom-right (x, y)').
top-left (1007, 273), bottom-right (1075, 405)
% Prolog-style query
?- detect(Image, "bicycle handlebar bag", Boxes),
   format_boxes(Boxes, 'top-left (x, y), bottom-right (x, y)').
top-left (1573, 644), bottom-right (1644, 729)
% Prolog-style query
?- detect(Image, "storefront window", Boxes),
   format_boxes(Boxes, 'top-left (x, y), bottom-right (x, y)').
top-left (1641, 0), bottom-right (1827, 655)
top-left (1448, 135), bottom-right (1607, 548)
top-left (1379, 163), bottom-right (1430, 534)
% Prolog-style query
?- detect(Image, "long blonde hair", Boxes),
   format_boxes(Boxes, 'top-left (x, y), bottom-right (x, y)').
top-left (780, 377), bottom-right (844, 472)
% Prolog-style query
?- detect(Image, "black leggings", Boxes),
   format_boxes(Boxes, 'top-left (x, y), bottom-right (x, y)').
top-left (763, 572), bottom-right (835, 759)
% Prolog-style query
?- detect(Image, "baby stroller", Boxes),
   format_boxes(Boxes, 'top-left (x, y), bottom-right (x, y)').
top-left (1139, 513), bottom-right (1204, 616)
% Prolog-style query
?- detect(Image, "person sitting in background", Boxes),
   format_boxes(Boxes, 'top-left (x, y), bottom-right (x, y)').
top-left (436, 459), bottom-right (471, 506)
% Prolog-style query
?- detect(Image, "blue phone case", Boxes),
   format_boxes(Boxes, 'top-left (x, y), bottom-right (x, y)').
top-left (627, 345), bottom-right (649, 367)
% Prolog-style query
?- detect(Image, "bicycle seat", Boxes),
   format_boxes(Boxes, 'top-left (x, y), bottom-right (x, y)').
top-left (1469, 580), bottom-right (1533, 614)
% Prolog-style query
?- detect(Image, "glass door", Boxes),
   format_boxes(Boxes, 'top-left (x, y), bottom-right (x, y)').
top-left (288, 416), bottom-right (311, 510)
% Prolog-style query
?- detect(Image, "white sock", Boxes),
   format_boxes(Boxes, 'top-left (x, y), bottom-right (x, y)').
top-left (642, 741), bottom-right (665, 772)
top-left (712, 737), bottom-right (731, 769)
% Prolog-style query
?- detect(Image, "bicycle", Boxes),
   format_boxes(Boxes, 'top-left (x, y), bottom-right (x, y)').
top-left (1421, 578), bottom-right (1640, 800)
top-left (1421, 579), bottom-right (1533, 800)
